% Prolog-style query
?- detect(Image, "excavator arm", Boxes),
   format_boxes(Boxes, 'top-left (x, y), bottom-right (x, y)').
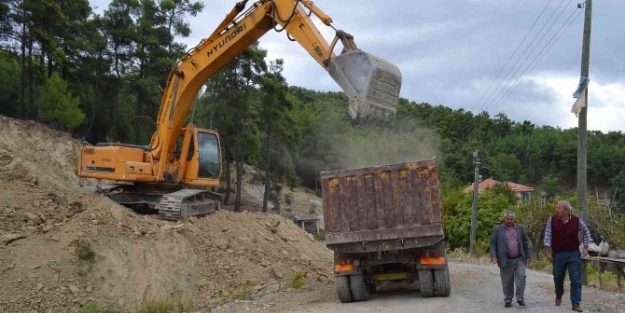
top-left (77, 0), bottom-right (402, 220)
top-left (151, 0), bottom-right (402, 178)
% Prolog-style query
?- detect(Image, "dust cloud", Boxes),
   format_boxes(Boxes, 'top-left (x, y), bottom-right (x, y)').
top-left (338, 129), bottom-right (439, 169)
top-left (317, 112), bottom-right (440, 170)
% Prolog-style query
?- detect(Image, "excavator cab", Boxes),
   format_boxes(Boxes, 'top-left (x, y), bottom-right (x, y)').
top-left (168, 126), bottom-right (221, 181)
top-left (195, 131), bottom-right (221, 179)
top-left (172, 127), bottom-right (222, 183)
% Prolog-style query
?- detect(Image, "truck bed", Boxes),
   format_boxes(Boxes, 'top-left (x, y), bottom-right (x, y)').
top-left (320, 159), bottom-right (444, 252)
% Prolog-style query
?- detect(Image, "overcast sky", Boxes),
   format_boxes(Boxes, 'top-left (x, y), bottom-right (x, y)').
top-left (90, 0), bottom-right (625, 132)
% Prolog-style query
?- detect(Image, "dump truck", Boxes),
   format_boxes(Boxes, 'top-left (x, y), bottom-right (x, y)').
top-left (320, 159), bottom-right (450, 302)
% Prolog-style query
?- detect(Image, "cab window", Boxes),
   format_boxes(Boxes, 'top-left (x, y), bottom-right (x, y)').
top-left (197, 132), bottom-right (220, 179)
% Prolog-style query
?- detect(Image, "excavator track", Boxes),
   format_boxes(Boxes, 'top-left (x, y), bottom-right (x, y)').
top-left (156, 188), bottom-right (222, 220)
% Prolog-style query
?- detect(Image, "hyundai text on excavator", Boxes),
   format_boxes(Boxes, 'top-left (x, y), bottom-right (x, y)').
top-left (77, 0), bottom-right (402, 220)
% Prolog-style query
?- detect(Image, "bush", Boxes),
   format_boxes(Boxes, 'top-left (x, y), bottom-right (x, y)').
top-left (443, 189), bottom-right (514, 250)
top-left (81, 302), bottom-right (120, 313)
top-left (136, 300), bottom-right (192, 313)
top-left (515, 197), bottom-right (555, 259)
top-left (585, 198), bottom-right (625, 250)
top-left (314, 228), bottom-right (325, 241)
top-left (82, 303), bottom-right (100, 313)
top-left (234, 285), bottom-right (252, 301)
top-left (37, 73), bottom-right (84, 131)
top-left (291, 271), bottom-right (306, 289)
top-left (74, 238), bottom-right (95, 262)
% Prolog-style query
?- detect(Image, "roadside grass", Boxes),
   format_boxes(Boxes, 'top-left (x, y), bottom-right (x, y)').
top-left (82, 300), bottom-right (194, 313)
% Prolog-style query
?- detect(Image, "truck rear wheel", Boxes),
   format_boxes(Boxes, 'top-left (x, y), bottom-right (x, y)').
top-left (335, 276), bottom-right (353, 303)
top-left (418, 269), bottom-right (435, 298)
top-left (349, 273), bottom-right (371, 302)
top-left (434, 263), bottom-right (451, 297)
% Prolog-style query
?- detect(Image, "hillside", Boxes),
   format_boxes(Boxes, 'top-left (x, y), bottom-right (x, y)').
top-left (0, 116), bottom-right (332, 312)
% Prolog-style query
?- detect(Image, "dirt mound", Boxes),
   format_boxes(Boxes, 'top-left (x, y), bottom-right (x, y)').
top-left (0, 180), bottom-right (333, 312)
top-left (0, 118), bottom-right (333, 313)
top-left (0, 115), bottom-right (91, 189)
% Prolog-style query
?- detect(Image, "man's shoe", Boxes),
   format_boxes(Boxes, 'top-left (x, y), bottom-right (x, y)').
top-left (572, 304), bottom-right (584, 312)
top-left (517, 300), bottom-right (526, 307)
top-left (555, 295), bottom-right (562, 306)
top-left (504, 302), bottom-right (512, 308)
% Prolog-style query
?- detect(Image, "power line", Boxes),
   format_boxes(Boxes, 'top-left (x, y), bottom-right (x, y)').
top-left (484, 0), bottom-right (574, 114)
top-left (485, 0), bottom-right (576, 114)
top-left (489, 7), bottom-right (583, 113)
top-left (470, 0), bottom-right (554, 113)
top-left (478, 0), bottom-right (568, 113)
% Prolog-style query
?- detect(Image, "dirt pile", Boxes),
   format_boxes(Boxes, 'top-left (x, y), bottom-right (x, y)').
top-left (0, 117), bottom-right (333, 313)
top-left (0, 116), bottom-right (92, 190)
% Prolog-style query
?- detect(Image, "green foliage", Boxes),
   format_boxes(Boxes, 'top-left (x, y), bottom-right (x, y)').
top-left (136, 300), bottom-right (192, 313)
top-left (609, 169), bottom-right (625, 216)
top-left (488, 153), bottom-right (522, 183)
top-left (585, 198), bottom-right (625, 250)
top-left (291, 271), bottom-right (306, 289)
top-left (81, 302), bottom-right (120, 313)
top-left (527, 257), bottom-right (552, 272)
top-left (491, 182), bottom-right (518, 204)
top-left (37, 73), bottom-right (84, 131)
top-left (0, 52), bottom-right (20, 116)
top-left (540, 175), bottom-right (561, 200)
top-left (258, 59), bottom-right (301, 211)
top-left (442, 188), bottom-right (516, 251)
top-left (82, 302), bottom-right (100, 313)
top-left (314, 228), bottom-right (326, 241)
top-left (475, 238), bottom-right (491, 257)
top-left (74, 238), bottom-right (95, 262)
top-left (223, 285), bottom-right (253, 302)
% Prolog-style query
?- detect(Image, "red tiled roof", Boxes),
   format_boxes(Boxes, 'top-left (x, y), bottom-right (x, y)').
top-left (463, 178), bottom-right (534, 193)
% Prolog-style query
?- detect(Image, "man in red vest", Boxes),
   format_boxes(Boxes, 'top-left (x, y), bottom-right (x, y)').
top-left (543, 200), bottom-right (592, 312)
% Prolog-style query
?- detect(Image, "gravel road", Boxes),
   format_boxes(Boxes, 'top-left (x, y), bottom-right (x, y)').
top-left (213, 262), bottom-right (625, 313)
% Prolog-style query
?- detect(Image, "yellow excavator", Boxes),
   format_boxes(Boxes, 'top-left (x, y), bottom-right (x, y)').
top-left (77, 0), bottom-right (402, 219)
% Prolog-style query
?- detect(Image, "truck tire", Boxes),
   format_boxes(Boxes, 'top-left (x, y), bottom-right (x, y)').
top-left (349, 273), bottom-right (371, 302)
top-left (418, 269), bottom-right (435, 298)
top-left (335, 276), bottom-right (353, 303)
top-left (434, 263), bottom-right (451, 297)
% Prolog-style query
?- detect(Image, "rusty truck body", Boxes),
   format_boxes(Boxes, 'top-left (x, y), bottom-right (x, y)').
top-left (320, 159), bottom-right (450, 302)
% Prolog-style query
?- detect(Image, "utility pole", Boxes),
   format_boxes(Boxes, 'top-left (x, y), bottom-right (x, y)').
top-left (469, 150), bottom-right (480, 257)
top-left (577, 0), bottom-right (592, 223)
top-left (577, 0), bottom-right (592, 287)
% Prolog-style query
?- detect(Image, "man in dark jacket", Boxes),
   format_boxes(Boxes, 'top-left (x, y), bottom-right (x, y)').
top-left (490, 210), bottom-right (532, 308)
top-left (544, 200), bottom-right (592, 312)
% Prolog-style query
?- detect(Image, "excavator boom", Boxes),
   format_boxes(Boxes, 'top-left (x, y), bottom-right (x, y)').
top-left (151, 0), bottom-right (402, 171)
top-left (77, 0), bottom-right (402, 220)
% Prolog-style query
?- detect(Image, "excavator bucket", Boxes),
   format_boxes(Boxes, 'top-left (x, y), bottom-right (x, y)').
top-left (328, 50), bottom-right (402, 125)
